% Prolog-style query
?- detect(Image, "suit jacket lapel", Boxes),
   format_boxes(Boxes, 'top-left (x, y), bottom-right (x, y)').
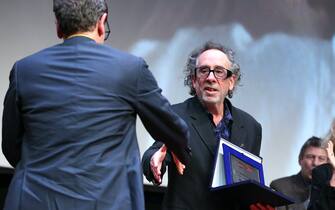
top-left (188, 97), bottom-right (217, 155)
top-left (229, 104), bottom-right (247, 149)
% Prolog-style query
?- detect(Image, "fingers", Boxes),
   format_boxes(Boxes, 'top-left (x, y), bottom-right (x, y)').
top-left (249, 204), bottom-right (258, 210)
top-left (171, 152), bottom-right (186, 175)
top-left (160, 144), bottom-right (167, 153)
top-left (150, 157), bottom-right (162, 184)
top-left (249, 203), bottom-right (274, 210)
top-left (327, 141), bottom-right (334, 156)
top-left (151, 144), bottom-right (186, 180)
top-left (263, 204), bottom-right (275, 210)
top-left (150, 144), bottom-right (167, 184)
top-left (327, 141), bottom-right (335, 168)
top-left (255, 203), bottom-right (266, 210)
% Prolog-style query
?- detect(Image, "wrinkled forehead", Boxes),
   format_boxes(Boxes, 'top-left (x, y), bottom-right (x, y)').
top-left (196, 49), bottom-right (232, 68)
top-left (303, 146), bottom-right (327, 157)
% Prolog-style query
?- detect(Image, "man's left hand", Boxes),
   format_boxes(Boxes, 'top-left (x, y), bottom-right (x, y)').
top-left (171, 152), bottom-right (186, 175)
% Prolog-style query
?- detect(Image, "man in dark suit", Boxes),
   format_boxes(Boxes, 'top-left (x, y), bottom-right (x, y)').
top-left (142, 41), bottom-right (263, 210)
top-left (270, 136), bottom-right (327, 210)
top-left (1, 1), bottom-right (191, 210)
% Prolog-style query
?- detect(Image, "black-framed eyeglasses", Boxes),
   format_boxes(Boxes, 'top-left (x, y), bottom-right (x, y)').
top-left (103, 0), bottom-right (110, 41)
top-left (104, 20), bottom-right (111, 41)
top-left (195, 65), bottom-right (232, 80)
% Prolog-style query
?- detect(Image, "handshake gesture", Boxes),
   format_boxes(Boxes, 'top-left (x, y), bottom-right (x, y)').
top-left (150, 144), bottom-right (186, 184)
top-left (149, 145), bottom-right (275, 210)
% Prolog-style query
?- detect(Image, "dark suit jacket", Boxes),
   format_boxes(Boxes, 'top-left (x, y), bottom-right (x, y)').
top-left (142, 96), bottom-right (262, 210)
top-left (270, 172), bottom-right (310, 210)
top-left (308, 163), bottom-right (335, 210)
top-left (2, 36), bottom-right (191, 210)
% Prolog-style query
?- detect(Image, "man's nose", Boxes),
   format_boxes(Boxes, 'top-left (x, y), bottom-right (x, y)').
top-left (312, 158), bottom-right (319, 166)
top-left (206, 71), bottom-right (216, 81)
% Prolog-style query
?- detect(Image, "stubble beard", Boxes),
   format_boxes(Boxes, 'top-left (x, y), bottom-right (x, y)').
top-left (199, 91), bottom-right (224, 105)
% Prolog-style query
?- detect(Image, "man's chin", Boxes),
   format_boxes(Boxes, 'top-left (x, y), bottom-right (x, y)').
top-left (201, 95), bottom-right (221, 104)
top-left (303, 172), bottom-right (312, 181)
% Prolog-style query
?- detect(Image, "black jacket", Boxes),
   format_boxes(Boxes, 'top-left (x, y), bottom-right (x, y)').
top-left (142, 96), bottom-right (262, 210)
top-left (308, 163), bottom-right (335, 210)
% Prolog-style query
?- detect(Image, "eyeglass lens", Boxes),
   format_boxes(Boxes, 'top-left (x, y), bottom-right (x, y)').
top-left (196, 66), bottom-right (232, 79)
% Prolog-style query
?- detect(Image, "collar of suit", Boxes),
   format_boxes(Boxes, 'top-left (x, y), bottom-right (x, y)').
top-left (188, 96), bottom-right (246, 156)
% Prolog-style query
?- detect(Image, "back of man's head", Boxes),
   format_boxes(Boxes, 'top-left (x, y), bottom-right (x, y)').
top-left (53, 0), bottom-right (107, 37)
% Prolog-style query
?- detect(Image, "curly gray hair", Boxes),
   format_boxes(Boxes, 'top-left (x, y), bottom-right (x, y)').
top-left (53, 0), bottom-right (108, 37)
top-left (183, 41), bottom-right (241, 98)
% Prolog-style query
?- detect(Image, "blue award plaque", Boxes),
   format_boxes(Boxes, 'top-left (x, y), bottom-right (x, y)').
top-left (223, 141), bottom-right (264, 185)
top-left (210, 139), bottom-right (294, 208)
top-left (211, 138), bottom-right (264, 188)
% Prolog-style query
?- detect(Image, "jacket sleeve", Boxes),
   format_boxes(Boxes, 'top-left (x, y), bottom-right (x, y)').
top-left (2, 63), bottom-right (23, 167)
top-left (134, 59), bottom-right (191, 166)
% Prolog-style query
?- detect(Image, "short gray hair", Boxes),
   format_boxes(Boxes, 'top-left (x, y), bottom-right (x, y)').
top-left (53, 0), bottom-right (108, 37)
top-left (184, 41), bottom-right (241, 98)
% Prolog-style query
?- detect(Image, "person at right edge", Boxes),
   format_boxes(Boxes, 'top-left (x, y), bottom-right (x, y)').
top-left (308, 119), bottom-right (335, 210)
top-left (142, 41), bottom-right (273, 210)
top-left (270, 136), bottom-right (328, 210)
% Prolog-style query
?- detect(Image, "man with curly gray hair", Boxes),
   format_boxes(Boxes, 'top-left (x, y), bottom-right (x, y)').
top-left (183, 41), bottom-right (241, 98)
top-left (143, 41), bottom-right (263, 210)
top-left (2, 1), bottom-right (191, 210)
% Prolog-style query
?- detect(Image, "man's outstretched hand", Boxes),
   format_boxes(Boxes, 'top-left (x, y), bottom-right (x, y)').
top-left (150, 144), bottom-right (186, 184)
top-left (150, 144), bottom-right (167, 184)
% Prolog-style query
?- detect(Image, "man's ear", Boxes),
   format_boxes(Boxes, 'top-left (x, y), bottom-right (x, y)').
top-left (298, 158), bottom-right (302, 166)
top-left (98, 13), bottom-right (108, 38)
top-left (56, 20), bottom-right (64, 39)
top-left (191, 75), bottom-right (197, 89)
top-left (228, 74), bottom-right (236, 91)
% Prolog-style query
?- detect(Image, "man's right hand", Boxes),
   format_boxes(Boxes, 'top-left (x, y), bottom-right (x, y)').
top-left (150, 144), bottom-right (167, 184)
top-left (326, 141), bottom-right (335, 168)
